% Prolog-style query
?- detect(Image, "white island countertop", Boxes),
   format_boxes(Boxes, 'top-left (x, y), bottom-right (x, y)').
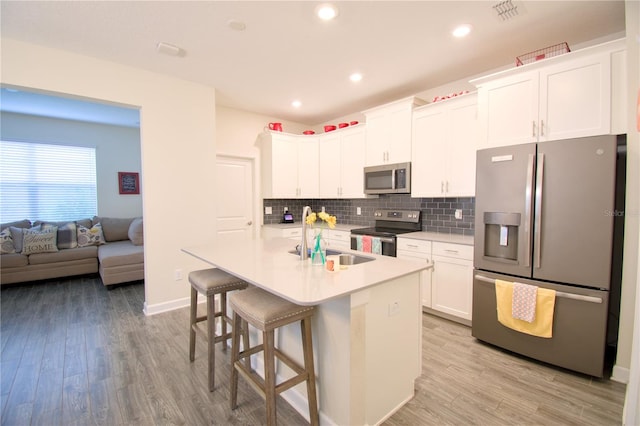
top-left (182, 237), bottom-right (431, 305)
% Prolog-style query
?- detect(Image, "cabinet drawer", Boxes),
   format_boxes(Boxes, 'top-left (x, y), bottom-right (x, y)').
top-left (326, 229), bottom-right (350, 242)
top-left (432, 242), bottom-right (473, 260)
top-left (397, 250), bottom-right (430, 261)
top-left (397, 238), bottom-right (431, 254)
top-left (282, 228), bottom-right (302, 238)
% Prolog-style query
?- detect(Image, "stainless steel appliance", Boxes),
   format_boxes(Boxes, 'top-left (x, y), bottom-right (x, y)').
top-left (472, 135), bottom-right (623, 377)
top-left (363, 162), bottom-right (411, 195)
top-left (350, 209), bottom-right (421, 257)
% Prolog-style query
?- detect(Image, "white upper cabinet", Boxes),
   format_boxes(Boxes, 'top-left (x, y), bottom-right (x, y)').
top-left (363, 96), bottom-right (425, 166)
top-left (259, 132), bottom-right (319, 199)
top-left (319, 125), bottom-right (367, 198)
top-left (540, 53), bottom-right (611, 140)
top-left (412, 93), bottom-right (478, 197)
top-left (473, 39), bottom-right (624, 149)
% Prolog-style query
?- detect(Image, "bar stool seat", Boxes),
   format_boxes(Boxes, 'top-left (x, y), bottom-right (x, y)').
top-left (229, 287), bottom-right (319, 426)
top-left (189, 268), bottom-right (249, 392)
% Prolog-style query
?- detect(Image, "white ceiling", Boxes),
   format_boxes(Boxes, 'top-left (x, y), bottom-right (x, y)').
top-left (0, 1), bottom-right (626, 127)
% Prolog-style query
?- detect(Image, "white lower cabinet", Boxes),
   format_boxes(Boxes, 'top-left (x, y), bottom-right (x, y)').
top-left (397, 238), bottom-right (432, 308)
top-left (431, 242), bottom-right (474, 322)
top-left (324, 229), bottom-right (351, 251)
top-left (261, 226), bottom-right (303, 241)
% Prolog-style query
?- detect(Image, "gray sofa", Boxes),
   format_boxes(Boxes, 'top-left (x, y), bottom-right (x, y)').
top-left (0, 216), bottom-right (144, 286)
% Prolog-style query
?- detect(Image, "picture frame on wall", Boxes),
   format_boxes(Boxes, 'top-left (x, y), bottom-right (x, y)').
top-left (118, 172), bottom-right (140, 195)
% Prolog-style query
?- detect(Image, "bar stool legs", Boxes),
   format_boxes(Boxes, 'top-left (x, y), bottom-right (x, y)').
top-left (229, 287), bottom-right (319, 426)
top-left (188, 268), bottom-right (249, 392)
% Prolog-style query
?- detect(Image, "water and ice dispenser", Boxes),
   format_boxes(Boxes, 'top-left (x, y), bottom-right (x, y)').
top-left (483, 212), bottom-right (521, 262)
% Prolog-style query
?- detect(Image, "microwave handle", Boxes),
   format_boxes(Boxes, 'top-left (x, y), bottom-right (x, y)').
top-left (391, 168), bottom-right (396, 189)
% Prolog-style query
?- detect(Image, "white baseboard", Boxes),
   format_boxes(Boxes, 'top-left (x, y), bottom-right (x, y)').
top-left (143, 293), bottom-right (216, 316)
top-left (611, 364), bottom-right (630, 383)
top-left (143, 296), bottom-right (190, 316)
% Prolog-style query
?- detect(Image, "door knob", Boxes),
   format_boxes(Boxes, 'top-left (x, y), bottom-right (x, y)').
top-left (246, 221), bottom-right (253, 226)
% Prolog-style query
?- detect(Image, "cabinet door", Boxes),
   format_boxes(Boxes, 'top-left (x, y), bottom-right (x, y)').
top-left (411, 106), bottom-right (448, 197)
top-left (446, 98), bottom-right (478, 196)
top-left (539, 52), bottom-right (611, 141)
top-left (326, 229), bottom-right (351, 250)
top-left (387, 105), bottom-right (413, 163)
top-left (365, 112), bottom-right (390, 165)
top-left (271, 135), bottom-right (300, 198)
top-left (319, 134), bottom-right (341, 197)
top-left (397, 251), bottom-right (432, 308)
top-left (431, 254), bottom-right (473, 321)
top-left (478, 71), bottom-right (539, 148)
top-left (340, 127), bottom-right (366, 198)
top-left (297, 137), bottom-right (319, 198)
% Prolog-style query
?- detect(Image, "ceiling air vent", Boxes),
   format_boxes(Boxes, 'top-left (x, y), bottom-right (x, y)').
top-left (493, 0), bottom-right (519, 21)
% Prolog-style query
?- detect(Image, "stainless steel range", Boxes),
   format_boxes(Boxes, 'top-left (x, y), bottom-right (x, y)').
top-left (350, 209), bottom-right (422, 257)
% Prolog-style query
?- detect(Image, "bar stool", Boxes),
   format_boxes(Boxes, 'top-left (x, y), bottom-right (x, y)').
top-left (229, 287), bottom-right (319, 426)
top-left (189, 268), bottom-right (249, 392)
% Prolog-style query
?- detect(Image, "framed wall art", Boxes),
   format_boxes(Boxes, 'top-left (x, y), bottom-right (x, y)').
top-left (118, 172), bottom-right (140, 195)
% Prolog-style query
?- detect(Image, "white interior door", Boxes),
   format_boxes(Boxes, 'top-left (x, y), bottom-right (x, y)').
top-left (215, 156), bottom-right (255, 241)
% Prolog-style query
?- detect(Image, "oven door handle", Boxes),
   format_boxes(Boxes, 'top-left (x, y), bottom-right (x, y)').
top-left (350, 235), bottom-right (395, 244)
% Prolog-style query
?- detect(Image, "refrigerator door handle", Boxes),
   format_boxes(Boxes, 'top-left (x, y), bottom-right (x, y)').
top-left (523, 153), bottom-right (535, 268)
top-left (474, 274), bottom-right (603, 303)
top-left (534, 153), bottom-right (545, 269)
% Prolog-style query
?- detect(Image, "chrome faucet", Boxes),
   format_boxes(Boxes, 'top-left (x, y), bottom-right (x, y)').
top-left (300, 205), bottom-right (312, 260)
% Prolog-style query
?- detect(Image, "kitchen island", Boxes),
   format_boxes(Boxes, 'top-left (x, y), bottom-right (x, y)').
top-left (182, 237), bottom-right (432, 426)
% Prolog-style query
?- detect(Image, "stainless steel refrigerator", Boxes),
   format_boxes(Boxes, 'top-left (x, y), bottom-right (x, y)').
top-left (472, 135), bottom-right (622, 377)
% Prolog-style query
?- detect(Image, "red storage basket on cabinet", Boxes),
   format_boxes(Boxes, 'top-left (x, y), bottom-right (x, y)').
top-left (516, 42), bottom-right (570, 66)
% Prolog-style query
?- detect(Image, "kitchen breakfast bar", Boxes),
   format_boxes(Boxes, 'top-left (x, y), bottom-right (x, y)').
top-left (182, 237), bottom-right (432, 425)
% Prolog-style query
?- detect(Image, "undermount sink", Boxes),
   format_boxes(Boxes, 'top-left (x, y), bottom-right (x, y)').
top-left (288, 249), bottom-right (375, 265)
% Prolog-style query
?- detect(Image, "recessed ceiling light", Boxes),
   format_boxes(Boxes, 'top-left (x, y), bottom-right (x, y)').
top-left (315, 3), bottom-right (339, 21)
top-left (452, 24), bottom-right (472, 38)
top-left (349, 73), bottom-right (363, 82)
top-left (292, 100), bottom-right (302, 108)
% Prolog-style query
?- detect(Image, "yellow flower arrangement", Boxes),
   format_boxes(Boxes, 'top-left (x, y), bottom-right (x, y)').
top-left (305, 210), bottom-right (336, 265)
top-left (305, 211), bottom-right (337, 229)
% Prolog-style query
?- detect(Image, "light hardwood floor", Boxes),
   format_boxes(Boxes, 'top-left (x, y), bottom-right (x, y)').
top-left (1, 276), bottom-right (626, 425)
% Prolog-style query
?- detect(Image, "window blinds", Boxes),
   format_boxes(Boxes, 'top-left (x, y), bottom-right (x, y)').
top-left (0, 141), bottom-right (97, 222)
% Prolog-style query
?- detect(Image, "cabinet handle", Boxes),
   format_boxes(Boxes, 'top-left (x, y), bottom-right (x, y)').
top-left (445, 181), bottom-right (449, 193)
top-left (532, 121), bottom-right (536, 138)
top-left (540, 119), bottom-right (545, 136)
top-left (444, 249), bottom-right (459, 254)
top-left (441, 181), bottom-right (444, 194)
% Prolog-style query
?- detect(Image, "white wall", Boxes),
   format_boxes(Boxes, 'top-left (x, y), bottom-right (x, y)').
top-left (0, 112), bottom-right (143, 218)
top-left (622, 0), bottom-right (640, 422)
top-left (1, 37), bottom-right (218, 311)
top-left (215, 105), bottom-right (309, 158)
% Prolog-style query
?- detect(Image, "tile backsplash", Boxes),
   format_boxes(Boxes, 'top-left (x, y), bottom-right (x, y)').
top-left (263, 195), bottom-right (474, 236)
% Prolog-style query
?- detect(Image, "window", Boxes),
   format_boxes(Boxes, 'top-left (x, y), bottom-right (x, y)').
top-left (0, 141), bottom-right (97, 222)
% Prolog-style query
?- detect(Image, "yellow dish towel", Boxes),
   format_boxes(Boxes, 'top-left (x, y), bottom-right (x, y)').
top-left (495, 279), bottom-right (557, 338)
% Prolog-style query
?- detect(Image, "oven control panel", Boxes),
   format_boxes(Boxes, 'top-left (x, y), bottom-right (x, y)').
top-left (373, 209), bottom-right (421, 223)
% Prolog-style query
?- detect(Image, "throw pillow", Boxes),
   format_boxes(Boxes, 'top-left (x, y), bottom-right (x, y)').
top-left (42, 222), bottom-right (77, 249)
top-left (22, 227), bottom-right (59, 255)
top-left (9, 225), bottom-right (41, 253)
top-left (128, 217), bottom-right (144, 246)
top-left (0, 228), bottom-right (16, 254)
top-left (93, 216), bottom-right (133, 242)
top-left (77, 223), bottom-right (106, 247)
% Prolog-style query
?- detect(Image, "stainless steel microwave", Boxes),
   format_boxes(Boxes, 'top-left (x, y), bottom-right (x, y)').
top-left (363, 162), bottom-right (411, 195)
